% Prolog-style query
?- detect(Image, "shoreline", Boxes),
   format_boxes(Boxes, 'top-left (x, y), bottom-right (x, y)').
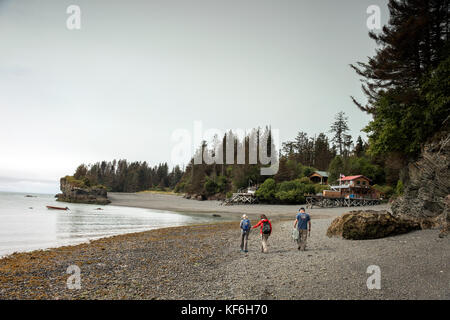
top-left (0, 218), bottom-right (448, 299)
top-left (108, 192), bottom-right (391, 220)
top-left (1, 192), bottom-right (447, 300)
top-left (0, 192), bottom-right (389, 258)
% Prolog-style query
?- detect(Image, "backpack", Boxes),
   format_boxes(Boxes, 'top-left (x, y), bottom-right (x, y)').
top-left (242, 219), bottom-right (250, 231)
top-left (262, 220), bottom-right (271, 234)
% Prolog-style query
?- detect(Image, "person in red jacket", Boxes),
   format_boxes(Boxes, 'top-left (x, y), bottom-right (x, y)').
top-left (252, 214), bottom-right (272, 253)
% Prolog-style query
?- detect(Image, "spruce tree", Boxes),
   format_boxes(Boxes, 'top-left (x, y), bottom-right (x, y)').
top-left (330, 111), bottom-right (352, 156)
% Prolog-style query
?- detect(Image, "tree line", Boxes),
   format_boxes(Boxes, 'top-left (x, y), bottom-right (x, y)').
top-left (71, 160), bottom-right (184, 193)
top-left (175, 112), bottom-right (391, 201)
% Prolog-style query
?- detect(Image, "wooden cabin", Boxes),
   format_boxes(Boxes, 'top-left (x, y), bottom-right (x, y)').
top-left (340, 175), bottom-right (370, 187)
top-left (309, 171), bottom-right (329, 185)
top-left (329, 175), bottom-right (377, 199)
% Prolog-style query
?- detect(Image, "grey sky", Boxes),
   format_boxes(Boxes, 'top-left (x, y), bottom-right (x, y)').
top-left (0, 0), bottom-right (389, 193)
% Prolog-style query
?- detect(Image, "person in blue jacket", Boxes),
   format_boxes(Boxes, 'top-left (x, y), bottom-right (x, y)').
top-left (240, 214), bottom-right (251, 252)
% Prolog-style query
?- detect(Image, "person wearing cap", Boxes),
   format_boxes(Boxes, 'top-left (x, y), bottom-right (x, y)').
top-left (239, 214), bottom-right (252, 253)
top-left (294, 207), bottom-right (311, 251)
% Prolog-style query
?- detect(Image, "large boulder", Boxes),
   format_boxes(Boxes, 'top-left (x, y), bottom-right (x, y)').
top-left (327, 210), bottom-right (421, 240)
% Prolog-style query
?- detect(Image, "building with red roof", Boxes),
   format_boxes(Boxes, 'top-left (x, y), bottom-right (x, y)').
top-left (328, 175), bottom-right (377, 199)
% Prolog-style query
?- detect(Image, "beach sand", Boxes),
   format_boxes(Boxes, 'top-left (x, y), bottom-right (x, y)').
top-left (0, 193), bottom-right (448, 300)
top-left (108, 192), bottom-right (389, 220)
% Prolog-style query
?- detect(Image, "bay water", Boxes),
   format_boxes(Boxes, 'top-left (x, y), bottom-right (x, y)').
top-left (0, 192), bottom-right (218, 257)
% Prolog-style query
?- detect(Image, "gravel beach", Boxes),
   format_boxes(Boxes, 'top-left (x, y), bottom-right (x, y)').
top-left (108, 192), bottom-right (385, 220)
top-left (0, 200), bottom-right (448, 299)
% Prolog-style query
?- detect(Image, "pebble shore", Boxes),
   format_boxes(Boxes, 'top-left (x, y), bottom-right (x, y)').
top-left (0, 217), bottom-right (448, 299)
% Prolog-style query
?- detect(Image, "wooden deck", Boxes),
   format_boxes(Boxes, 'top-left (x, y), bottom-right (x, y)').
top-left (221, 193), bottom-right (381, 207)
top-left (222, 192), bottom-right (257, 205)
top-left (305, 196), bottom-right (381, 208)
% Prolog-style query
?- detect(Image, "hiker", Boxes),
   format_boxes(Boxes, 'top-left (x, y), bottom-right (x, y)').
top-left (240, 214), bottom-right (251, 252)
top-left (294, 207), bottom-right (311, 251)
top-left (252, 214), bottom-right (272, 253)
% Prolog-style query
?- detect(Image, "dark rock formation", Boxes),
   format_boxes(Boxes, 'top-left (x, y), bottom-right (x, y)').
top-left (55, 177), bottom-right (111, 205)
top-left (184, 194), bottom-right (207, 201)
top-left (327, 210), bottom-right (421, 240)
top-left (206, 193), bottom-right (226, 201)
top-left (184, 193), bottom-right (225, 201)
top-left (194, 194), bottom-right (205, 201)
top-left (392, 130), bottom-right (450, 233)
top-left (438, 195), bottom-right (450, 238)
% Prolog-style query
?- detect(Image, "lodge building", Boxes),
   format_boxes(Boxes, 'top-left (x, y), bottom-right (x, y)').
top-left (329, 175), bottom-right (377, 199)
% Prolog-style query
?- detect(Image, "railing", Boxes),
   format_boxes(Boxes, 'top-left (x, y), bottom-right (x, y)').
top-left (306, 195), bottom-right (381, 208)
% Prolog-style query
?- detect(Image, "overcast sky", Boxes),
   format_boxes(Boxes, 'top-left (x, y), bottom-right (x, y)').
top-left (0, 0), bottom-right (389, 194)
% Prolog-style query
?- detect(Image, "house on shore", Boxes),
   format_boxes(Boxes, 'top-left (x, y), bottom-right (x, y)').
top-left (309, 171), bottom-right (329, 185)
top-left (328, 175), bottom-right (377, 199)
top-left (306, 174), bottom-right (382, 207)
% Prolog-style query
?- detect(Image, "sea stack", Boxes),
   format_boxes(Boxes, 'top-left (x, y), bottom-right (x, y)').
top-left (55, 176), bottom-right (111, 205)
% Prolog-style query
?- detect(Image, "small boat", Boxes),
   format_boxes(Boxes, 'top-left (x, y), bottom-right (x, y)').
top-left (46, 206), bottom-right (70, 211)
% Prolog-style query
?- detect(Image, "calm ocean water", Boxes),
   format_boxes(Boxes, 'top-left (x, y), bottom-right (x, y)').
top-left (0, 192), bottom-right (218, 257)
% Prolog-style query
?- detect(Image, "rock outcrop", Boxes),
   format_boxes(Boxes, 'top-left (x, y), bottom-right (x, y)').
top-left (327, 210), bottom-right (421, 240)
top-left (438, 195), bottom-right (450, 238)
top-left (183, 193), bottom-right (225, 201)
top-left (391, 130), bottom-right (450, 234)
top-left (55, 177), bottom-right (111, 205)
